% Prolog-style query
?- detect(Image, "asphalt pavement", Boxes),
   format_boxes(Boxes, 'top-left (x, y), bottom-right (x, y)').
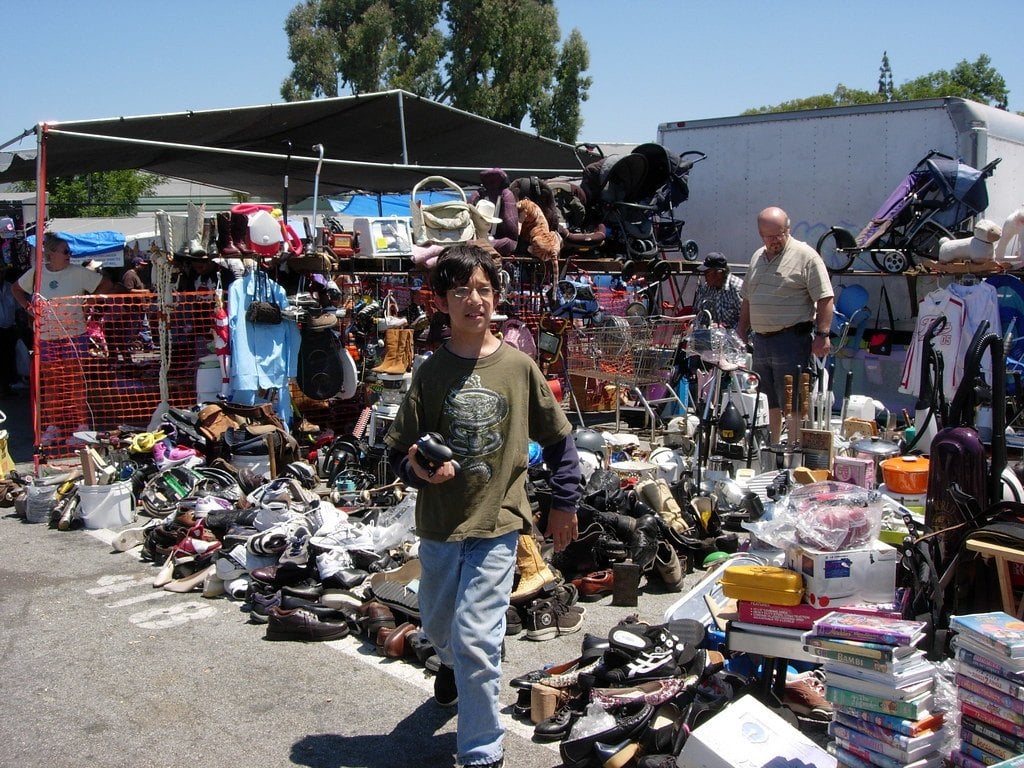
top-left (0, 501), bottom-right (707, 768)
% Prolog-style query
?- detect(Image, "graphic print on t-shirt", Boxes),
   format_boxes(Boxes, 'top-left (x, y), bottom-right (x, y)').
top-left (444, 372), bottom-right (509, 480)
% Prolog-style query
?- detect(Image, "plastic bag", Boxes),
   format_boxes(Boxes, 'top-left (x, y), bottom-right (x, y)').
top-left (743, 481), bottom-right (884, 552)
top-left (685, 326), bottom-right (747, 369)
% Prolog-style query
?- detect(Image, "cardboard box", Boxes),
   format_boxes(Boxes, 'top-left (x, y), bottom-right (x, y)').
top-left (677, 694), bottom-right (836, 768)
top-left (786, 539), bottom-right (897, 608)
top-left (832, 455), bottom-right (875, 489)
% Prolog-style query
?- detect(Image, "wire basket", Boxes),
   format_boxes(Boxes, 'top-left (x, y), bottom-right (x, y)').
top-left (567, 316), bottom-right (691, 385)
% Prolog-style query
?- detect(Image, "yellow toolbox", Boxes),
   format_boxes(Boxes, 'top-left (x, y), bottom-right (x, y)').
top-left (719, 565), bottom-right (804, 606)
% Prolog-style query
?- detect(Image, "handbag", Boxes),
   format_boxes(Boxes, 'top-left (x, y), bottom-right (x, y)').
top-left (245, 270), bottom-right (282, 325)
top-left (865, 284), bottom-right (895, 356)
top-left (410, 176), bottom-right (477, 245)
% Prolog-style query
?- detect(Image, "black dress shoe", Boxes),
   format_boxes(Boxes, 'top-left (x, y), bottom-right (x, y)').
top-left (559, 701), bottom-right (654, 768)
top-left (533, 704), bottom-right (582, 743)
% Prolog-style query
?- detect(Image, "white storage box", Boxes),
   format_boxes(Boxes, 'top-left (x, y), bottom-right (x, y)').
top-left (786, 538), bottom-right (897, 608)
top-left (352, 217), bottom-right (414, 257)
top-left (79, 481), bottom-right (135, 529)
top-left (677, 694), bottom-right (836, 768)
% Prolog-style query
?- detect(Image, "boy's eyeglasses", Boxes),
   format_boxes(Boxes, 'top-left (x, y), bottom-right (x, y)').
top-left (450, 286), bottom-right (494, 300)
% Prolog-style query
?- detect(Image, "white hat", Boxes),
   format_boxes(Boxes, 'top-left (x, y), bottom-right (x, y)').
top-left (469, 199), bottom-right (503, 238)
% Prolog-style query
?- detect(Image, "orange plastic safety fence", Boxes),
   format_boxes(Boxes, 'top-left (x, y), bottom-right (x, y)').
top-left (33, 292), bottom-right (215, 460)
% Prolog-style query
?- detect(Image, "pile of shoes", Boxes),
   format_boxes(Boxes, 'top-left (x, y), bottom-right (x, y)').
top-left (507, 616), bottom-right (749, 768)
top-left (548, 469), bottom-right (738, 600)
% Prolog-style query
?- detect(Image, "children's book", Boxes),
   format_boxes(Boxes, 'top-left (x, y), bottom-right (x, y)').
top-left (955, 673), bottom-right (1024, 715)
top-left (826, 684), bottom-right (932, 720)
top-left (955, 644), bottom-right (1024, 683)
top-left (960, 729), bottom-right (1020, 762)
top-left (950, 611), bottom-right (1024, 660)
top-left (832, 704), bottom-right (944, 738)
top-left (810, 612), bottom-right (926, 647)
top-left (960, 701), bottom-right (1024, 740)
top-left (826, 669), bottom-right (933, 701)
top-left (803, 633), bottom-right (920, 660)
top-left (961, 713), bottom-right (1024, 755)
top-left (829, 719), bottom-right (942, 762)
top-left (833, 710), bottom-right (943, 756)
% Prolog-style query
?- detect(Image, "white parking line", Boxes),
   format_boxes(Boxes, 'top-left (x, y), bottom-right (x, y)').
top-left (323, 636), bottom-right (553, 749)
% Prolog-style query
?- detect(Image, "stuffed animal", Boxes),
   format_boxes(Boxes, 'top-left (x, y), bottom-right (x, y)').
top-left (994, 207), bottom-right (1024, 263)
top-left (937, 218), bottom-right (1003, 264)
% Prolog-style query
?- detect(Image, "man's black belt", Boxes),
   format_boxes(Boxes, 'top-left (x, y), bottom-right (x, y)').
top-left (756, 321), bottom-right (813, 338)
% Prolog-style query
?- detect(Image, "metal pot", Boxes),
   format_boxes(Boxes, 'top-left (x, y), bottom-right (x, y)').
top-left (759, 443), bottom-right (804, 471)
top-left (851, 436), bottom-right (902, 477)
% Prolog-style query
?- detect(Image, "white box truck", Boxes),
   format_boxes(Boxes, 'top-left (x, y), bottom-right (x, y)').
top-left (658, 98), bottom-right (1024, 413)
top-left (658, 98), bottom-right (1024, 272)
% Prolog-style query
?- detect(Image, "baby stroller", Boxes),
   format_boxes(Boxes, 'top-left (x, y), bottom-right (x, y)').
top-left (817, 150), bottom-right (1001, 274)
top-left (568, 143), bottom-right (705, 274)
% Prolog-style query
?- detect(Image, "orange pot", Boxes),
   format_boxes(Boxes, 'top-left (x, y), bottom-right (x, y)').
top-left (880, 455), bottom-right (930, 495)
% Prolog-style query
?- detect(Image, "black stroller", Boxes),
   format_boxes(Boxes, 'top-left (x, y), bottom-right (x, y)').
top-left (563, 143), bottom-right (705, 275)
top-left (817, 150), bottom-right (1001, 274)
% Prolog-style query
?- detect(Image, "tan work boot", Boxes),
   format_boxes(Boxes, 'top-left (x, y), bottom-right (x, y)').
top-left (510, 533), bottom-right (558, 605)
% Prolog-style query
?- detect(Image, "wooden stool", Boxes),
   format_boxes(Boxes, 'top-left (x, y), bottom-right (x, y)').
top-left (965, 539), bottom-right (1024, 618)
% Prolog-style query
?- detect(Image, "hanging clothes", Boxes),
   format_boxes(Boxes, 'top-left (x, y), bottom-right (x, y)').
top-left (899, 288), bottom-right (966, 398)
top-left (228, 270), bottom-right (299, 394)
top-left (948, 280), bottom-right (1001, 384)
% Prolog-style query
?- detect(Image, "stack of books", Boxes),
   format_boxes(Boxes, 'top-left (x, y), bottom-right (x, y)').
top-left (802, 611), bottom-right (944, 768)
top-left (947, 610), bottom-right (1024, 767)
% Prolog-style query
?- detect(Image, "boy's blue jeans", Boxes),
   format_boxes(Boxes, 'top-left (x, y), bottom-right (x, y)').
top-left (418, 531), bottom-right (517, 766)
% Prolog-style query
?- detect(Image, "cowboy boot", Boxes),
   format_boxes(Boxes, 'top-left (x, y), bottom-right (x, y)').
top-left (187, 201), bottom-right (207, 258)
top-left (510, 533), bottom-right (558, 605)
top-left (372, 328), bottom-right (404, 374)
top-left (398, 329), bottom-right (414, 373)
top-left (636, 478), bottom-right (692, 537)
top-left (231, 212), bottom-right (251, 254)
top-left (217, 212), bottom-right (239, 256)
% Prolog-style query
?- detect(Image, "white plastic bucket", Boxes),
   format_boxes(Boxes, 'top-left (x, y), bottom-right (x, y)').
top-left (196, 366), bottom-right (223, 405)
top-left (78, 481), bottom-right (135, 529)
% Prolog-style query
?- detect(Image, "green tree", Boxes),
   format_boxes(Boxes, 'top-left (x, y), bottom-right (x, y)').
top-left (878, 51), bottom-right (893, 101)
top-left (744, 53), bottom-right (1010, 114)
top-left (15, 171), bottom-right (163, 217)
top-left (893, 54), bottom-right (1008, 109)
top-left (281, 0), bottom-right (591, 142)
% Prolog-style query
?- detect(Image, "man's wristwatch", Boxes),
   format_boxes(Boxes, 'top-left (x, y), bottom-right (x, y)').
top-left (813, 329), bottom-right (829, 337)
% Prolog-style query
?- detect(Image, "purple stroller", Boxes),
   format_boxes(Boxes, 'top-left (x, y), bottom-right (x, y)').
top-left (817, 150), bottom-right (1000, 274)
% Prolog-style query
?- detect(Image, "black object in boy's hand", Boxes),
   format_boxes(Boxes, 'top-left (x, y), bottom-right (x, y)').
top-left (414, 433), bottom-right (461, 476)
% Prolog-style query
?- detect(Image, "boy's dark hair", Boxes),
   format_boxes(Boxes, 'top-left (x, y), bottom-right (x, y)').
top-left (430, 243), bottom-right (500, 296)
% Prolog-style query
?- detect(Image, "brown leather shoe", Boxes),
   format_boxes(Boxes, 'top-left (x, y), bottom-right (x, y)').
top-left (571, 569), bottom-right (615, 599)
top-left (382, 622), bottom-right (419, 658)
top-left (265, 606), bottom-right (350, 642)
top-left (358, 600), bottom-right (396, 640)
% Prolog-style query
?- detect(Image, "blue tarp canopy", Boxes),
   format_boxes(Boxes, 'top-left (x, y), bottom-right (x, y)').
top-left (327, 191), bottom-right (460, 217)
top-left (26, 230), bottom-right (125, 257)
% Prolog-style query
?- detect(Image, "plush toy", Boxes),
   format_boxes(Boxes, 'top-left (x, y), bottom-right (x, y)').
top-left (937, 218), bottom-right (1003, 264)
top-left (994, 207), bottom-right (1024, 263)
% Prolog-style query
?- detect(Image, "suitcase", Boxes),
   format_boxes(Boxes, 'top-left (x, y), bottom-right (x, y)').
top-left (719, 564), bottom-right (804, 606)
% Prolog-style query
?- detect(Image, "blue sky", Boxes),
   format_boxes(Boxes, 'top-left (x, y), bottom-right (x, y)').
top-left (2, 0), bottom-right (1021, 148)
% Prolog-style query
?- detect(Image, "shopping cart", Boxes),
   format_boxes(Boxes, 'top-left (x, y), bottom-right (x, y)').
top-left (567, 315), bottom-right (693, 440)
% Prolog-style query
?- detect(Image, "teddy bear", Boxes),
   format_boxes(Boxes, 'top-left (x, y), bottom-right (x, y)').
top-left (937, 218), bottom-right (1003, 264)
top-left (994, 207), bottom-right (1024, 263)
